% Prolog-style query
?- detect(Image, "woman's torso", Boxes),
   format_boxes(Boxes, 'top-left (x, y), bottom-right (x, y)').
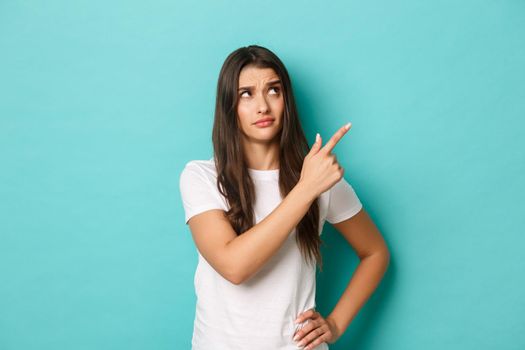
top-left (189, 159), bottom-right (330, 350)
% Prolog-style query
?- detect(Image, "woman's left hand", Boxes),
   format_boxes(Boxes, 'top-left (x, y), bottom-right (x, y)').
top-left (292, 308), bottom-right (342, 350)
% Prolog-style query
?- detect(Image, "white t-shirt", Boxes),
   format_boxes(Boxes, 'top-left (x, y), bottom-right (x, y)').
top-left (179, 158), bottom-right (363, 350)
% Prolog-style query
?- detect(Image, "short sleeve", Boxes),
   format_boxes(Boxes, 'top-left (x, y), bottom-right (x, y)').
top-left (179, 162), bottom-right (227, 225)
top-left (325, 177), bottom-right (363, 224)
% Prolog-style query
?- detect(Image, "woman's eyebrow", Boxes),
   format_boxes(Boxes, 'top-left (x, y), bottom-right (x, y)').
top-left (238, 79), bottom-right (281, 91)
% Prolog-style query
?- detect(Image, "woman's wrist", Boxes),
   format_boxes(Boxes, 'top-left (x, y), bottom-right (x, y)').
top-left (325, 315), bottom-right (344, 342)
top-left (294, 180), bottom-right (318, 203)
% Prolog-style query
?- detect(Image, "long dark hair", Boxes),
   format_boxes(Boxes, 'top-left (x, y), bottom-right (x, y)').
top-left (212, 45), bottom-right (323, 270)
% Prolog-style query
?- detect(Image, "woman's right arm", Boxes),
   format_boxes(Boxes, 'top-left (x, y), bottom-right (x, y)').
top-left (189, 180), bottom-right (316, 285)
top-left (188, 123), bottom-right (352, 285)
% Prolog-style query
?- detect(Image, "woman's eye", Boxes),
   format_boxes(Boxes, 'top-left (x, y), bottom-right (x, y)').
top-left (269, 87), bottom-right (280, 94)
top-left (240, 87), bottom-right (280, 98)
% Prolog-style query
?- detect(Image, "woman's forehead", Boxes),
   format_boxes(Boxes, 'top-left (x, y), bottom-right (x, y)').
top-left (238, 66), bottom-right (279, 86)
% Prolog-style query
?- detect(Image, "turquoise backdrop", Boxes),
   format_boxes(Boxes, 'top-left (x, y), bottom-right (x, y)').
top-left (1, 1), bottom-right (523, 349)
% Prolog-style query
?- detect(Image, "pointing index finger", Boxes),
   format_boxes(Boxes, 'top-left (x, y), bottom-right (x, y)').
top-left (320, 122), bottom-right (352, 154)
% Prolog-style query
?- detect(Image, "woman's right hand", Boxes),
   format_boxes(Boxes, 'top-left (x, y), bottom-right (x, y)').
top-left (298, 123), bottom-right (352, 199)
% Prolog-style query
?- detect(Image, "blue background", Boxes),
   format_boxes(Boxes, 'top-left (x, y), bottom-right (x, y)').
top-left (1, 1), bottom-right (524, 349)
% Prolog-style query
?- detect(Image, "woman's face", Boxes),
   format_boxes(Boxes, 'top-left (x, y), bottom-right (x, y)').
top-left (236, 65), bottom-right (284, 145)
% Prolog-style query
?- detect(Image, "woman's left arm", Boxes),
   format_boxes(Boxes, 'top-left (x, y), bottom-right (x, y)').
top-left (293, 208), bottom-right (390, 349)
top-left (326, 208), bottom-right (390, 336)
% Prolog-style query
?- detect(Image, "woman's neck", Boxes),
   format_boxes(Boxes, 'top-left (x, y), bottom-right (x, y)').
top-left (242, 140), bottom-right (280, 170)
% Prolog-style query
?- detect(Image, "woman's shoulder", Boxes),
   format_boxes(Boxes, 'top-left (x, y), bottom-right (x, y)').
top-left (182, 157), bottom-right (218, 180)
top-left (184, 157), bottom-right (215, 169)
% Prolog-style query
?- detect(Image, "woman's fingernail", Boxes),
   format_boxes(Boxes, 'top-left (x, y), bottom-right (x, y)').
top-left (344, 122), bottom-right (351, 130)
top-left (315, 133), bottom-right (320, 142)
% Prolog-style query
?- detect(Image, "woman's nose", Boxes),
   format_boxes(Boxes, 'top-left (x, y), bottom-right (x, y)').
top-left (257, 94), bottom-right (268, 114)
top-left (256, 94), bottom-right (269, 114)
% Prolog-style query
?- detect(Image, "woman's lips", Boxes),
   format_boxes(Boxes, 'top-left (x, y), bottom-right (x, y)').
top-left (254, 119), bottom-right (275, 128)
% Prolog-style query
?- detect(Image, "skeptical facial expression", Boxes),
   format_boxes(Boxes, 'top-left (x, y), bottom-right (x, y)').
top-left (236, 65), bottom-right (284, 145)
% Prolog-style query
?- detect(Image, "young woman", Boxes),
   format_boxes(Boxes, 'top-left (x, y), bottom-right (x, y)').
top-left (179, 45), bottom-right (390, 350)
